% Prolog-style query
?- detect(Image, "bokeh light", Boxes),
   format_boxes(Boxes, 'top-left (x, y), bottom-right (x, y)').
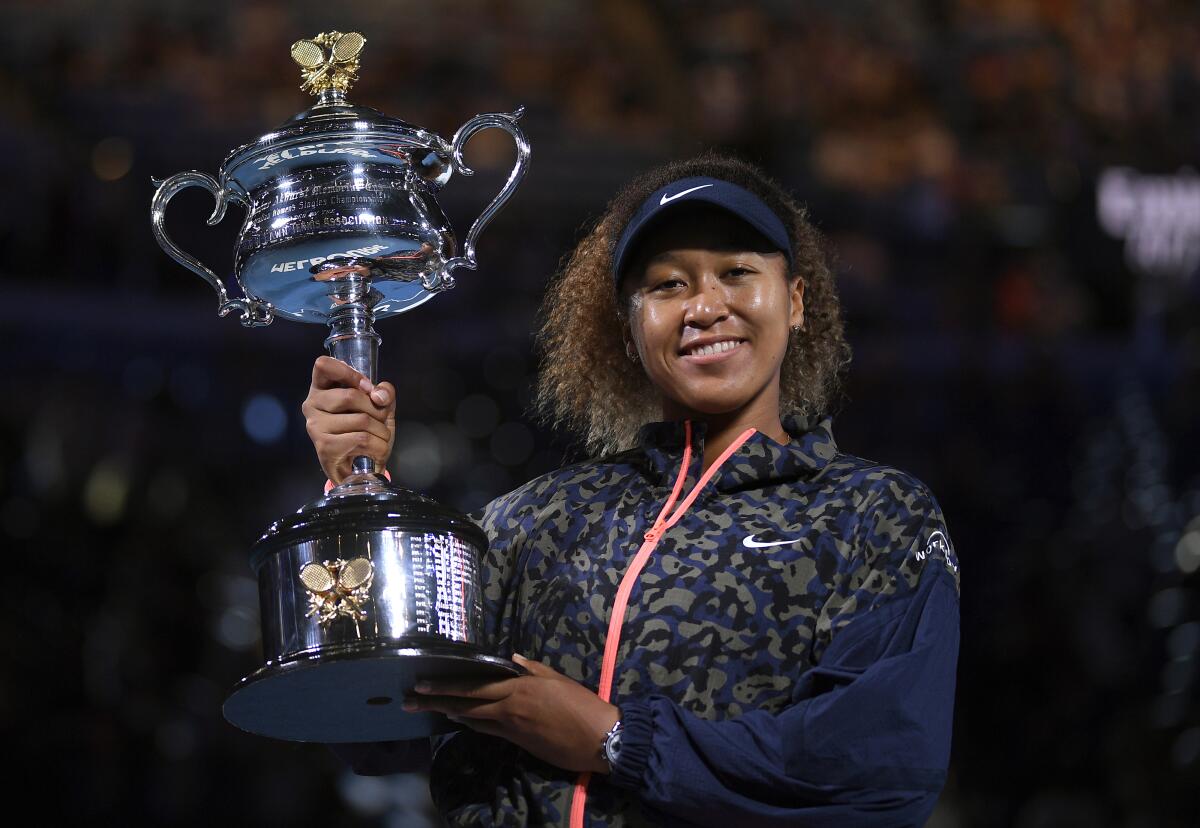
top-left (92, 137), bottom-right (133, 181)
top-left (241, 394), bottom-right (288, 445)
top-left (83, 457), bottom-right (130, 524)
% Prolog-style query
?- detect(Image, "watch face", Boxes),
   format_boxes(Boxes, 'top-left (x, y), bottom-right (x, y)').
top-left (605, 728), bottom-right (623, 765)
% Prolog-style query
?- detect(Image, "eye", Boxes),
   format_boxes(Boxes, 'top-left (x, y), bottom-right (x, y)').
top-left (649, 276), bottom-right (686, 292)
top-left (725, 265), bottom-right (755, 278)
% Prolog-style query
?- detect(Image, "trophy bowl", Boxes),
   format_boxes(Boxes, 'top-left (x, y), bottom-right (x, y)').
top-left (151, 31), bottom-right (530, 742)
top-left (151, 30), bottom-right (528, 326)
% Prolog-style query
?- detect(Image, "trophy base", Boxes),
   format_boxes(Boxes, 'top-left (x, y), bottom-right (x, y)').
top-left (222, 644), bottom-right (523, 743)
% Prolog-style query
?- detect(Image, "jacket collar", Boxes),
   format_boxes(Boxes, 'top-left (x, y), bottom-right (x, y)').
top-left (635, 413), bottom-right (838, 492)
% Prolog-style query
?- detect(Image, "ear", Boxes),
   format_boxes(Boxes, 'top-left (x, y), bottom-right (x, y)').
top-left (619, 307), bottom-right (636, 347)
top-left (789, 275), bottom-right (806, 329)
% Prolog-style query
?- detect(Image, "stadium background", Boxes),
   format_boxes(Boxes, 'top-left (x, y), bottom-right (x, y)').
top-left (1, 1), bottom-right (1198, 825)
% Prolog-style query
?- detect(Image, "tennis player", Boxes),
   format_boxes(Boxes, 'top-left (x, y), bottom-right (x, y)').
top-left (304, 153), bottom-right (961, 827)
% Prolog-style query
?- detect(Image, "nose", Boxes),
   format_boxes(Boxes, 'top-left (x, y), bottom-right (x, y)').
top-left (682, 275), bottom-right (730, 328)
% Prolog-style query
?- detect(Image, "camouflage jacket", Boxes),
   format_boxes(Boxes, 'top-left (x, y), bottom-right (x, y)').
top-left (429, 414), bottom-right (962, 827)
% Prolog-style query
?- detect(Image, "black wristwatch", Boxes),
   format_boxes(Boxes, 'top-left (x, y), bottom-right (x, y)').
top-left (600, 718), bottom-right (623, 772)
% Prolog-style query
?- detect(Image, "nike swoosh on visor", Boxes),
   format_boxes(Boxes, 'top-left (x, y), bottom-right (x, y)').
top-left (660, 184), bottom-right (714, 205)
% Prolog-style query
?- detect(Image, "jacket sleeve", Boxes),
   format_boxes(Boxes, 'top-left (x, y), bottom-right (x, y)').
top-left (607, 483), bottom-right (962, 828)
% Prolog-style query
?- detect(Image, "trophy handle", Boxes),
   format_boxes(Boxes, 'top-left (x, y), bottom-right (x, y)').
top-left (151, 171), bottom-right (275, 327)
top-left (438, 107), bottom-right (531, 288)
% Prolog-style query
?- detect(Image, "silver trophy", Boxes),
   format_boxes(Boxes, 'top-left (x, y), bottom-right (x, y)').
top-left (151, 31), bottom-right (530, 743)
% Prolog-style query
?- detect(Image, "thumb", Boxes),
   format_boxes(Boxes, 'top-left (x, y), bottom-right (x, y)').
top-left (512, 653), bottom-right (556, 677)
top-left (370, 381), bottom-right (396, 409)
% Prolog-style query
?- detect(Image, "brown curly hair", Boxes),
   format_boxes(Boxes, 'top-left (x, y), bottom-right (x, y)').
top-left (534, 152), bottom-right (851, 457)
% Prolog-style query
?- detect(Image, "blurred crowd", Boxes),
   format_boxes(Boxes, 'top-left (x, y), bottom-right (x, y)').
top-left (2, 1), bottom-right (1198, 826)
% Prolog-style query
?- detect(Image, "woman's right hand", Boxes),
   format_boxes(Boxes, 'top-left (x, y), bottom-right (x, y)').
top-left (302, 356), bottom-right (397, 485)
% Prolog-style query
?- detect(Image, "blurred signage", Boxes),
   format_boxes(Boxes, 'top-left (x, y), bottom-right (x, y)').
top-left (1097, 167), bottom-right (1200, 282)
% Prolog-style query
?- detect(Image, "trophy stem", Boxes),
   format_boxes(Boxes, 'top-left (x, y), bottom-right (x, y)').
top-left (314, 89), bottom-right (348, 108)
top-left (324, 290), bottom-right (382, 479)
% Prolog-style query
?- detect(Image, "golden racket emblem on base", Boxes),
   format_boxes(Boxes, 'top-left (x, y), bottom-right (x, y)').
top-left (299, 557), bottom-right (375, 633)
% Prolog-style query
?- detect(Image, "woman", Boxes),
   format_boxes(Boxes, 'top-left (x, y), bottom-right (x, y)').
top-left (304, 153), bottom-right (962, 827)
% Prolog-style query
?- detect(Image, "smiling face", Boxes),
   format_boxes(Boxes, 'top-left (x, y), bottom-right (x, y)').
top-left (620, 206), bottom-right (805, 425)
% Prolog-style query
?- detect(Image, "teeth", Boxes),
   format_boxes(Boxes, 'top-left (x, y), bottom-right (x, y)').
top-left (687, 340), bottom-right (740, 356)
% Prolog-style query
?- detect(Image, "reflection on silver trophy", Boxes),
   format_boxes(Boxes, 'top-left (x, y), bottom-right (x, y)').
top-left (151, 30), bottom-right (530, 743)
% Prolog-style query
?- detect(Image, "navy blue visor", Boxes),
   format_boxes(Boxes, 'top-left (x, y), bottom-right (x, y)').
top-left (612, 176), bottom-right (793, 288)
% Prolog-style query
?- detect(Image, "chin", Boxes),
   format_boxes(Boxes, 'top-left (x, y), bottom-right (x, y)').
top-left (668, 392), bottom-right (755, 418)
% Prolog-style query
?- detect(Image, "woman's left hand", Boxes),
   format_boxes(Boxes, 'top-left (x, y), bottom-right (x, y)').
top-left (405, 653), bottom-right (619, 774)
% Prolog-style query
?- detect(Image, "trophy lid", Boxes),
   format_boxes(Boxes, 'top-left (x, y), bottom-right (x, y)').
top-left (220, 31), bottom-right (453, 192)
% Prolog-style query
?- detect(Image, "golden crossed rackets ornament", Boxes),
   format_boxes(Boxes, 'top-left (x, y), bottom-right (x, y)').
top-left (290, 31), bottom-right (366, 96)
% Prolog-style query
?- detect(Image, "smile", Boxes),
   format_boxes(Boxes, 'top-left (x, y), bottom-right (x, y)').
top-left (680, 338), bottom-right (745, 360)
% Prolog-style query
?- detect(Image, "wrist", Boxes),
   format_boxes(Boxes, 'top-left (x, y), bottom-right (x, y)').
top-left (604, 699), bottom-right (653, 791)
top-left (595, 711), bottom-right (623, 775)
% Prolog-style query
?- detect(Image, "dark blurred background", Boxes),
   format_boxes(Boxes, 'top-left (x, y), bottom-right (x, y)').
top-left (3, 0), bottom-right (1198, 825)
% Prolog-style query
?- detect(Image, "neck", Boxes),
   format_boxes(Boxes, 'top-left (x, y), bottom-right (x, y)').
top-left (664, 394), bottom-right (790, 471)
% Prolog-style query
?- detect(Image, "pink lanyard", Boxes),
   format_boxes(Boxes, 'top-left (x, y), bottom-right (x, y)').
top-left (569, 422), bottom-right (758, 828)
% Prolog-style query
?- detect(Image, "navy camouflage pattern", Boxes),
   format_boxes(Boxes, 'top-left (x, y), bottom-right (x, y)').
top-left (430, 414), bottom-right (961, 827)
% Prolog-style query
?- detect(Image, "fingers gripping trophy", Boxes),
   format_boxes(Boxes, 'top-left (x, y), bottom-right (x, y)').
top-left (150, 31), bottom-right (530, 743)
